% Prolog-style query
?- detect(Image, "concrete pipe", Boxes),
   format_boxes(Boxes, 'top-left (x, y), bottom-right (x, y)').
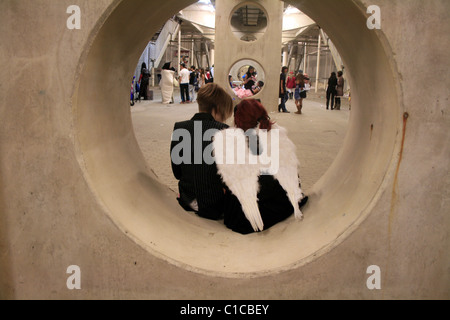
top-left (0, 0), bottom-right (448, 299)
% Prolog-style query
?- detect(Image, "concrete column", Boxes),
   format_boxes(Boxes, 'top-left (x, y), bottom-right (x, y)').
top-left (282, 45), bottom-right (289, 67)
top-left (210, 47), bottom-right (215, 68)
top-left (215, 0), bottom-right (284, 111)
top-left (205, 41), bottom-right (211, 67)
top-left (315, 33), bottom-right (321, 93)
top-left (303, 42), bottom-right (307, 72)
top-left (177, 29), bottom-right (181, 74)
top-left (191, 39), bottom-right (195, 67)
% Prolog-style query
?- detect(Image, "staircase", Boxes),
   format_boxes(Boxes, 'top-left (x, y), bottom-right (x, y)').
top-left (152, 18), bottom-right (181, 70)
top-left (133, 18), bottom-right (181, 85)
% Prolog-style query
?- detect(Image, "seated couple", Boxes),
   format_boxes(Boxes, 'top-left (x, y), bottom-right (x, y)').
top-left (170, 83), bottom-right (308, 235)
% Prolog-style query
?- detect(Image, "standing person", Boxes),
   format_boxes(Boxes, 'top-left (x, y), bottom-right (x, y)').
top-left (243, 66), bottom-right (256, 89)
top-left (179, 63), bottom-right (191, 104)
top-left (286, 71), bottom-right (296, 100)
top-left (135, 80), bottom-right (140, 102)
top-left (335, 71), bottom-right (345, 110)
top-left (326, 72), bottom-right (338, 110)
top-left (130, 76), bottom-right (136, 107)
top-left (213, 99), bottom-right (308, 234)
top-left (170, 83), bottom-right (234, 220)
top-left (294, 71), bottom-right (310, 114)
top-left (138, 62), bottom-right (150, 101)
top-left (189, 66), bottom-right (198, 103)
top-left (348, 90), bottom-right (352, 111)
top-left (198, 68), bottom-right (206, 90)
top-left (278, 66), bottom-right (290, 113)
top-left (294, 73), bottom-right (305, 114)
top-left (205, 67), bottom-right (213, 84)
top-left (138, 62), bottom-right (146, 85)
top-left (160, 62), bottom-right (175, 104)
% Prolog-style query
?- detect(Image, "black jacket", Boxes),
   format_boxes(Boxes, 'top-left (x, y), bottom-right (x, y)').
top-left (223, 176), bottom-right (295, 235)
top-left (279, 72), bottom-right (287, 98)
top-left (170, 113), bottom-right (229, 220)
top-left (327, 76), bottom-right (338, 93)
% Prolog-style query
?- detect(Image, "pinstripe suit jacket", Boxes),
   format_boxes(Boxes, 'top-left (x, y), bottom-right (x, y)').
top-left (171, 113), bottom-right (229, 220)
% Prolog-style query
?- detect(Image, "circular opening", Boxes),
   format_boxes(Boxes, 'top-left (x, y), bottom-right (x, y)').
top-left (74, 0), bottom-right (401, 278)
top-left (228, 59), bottom-right (265, 99)
top-left (230, 2), bottom-right (268, 42)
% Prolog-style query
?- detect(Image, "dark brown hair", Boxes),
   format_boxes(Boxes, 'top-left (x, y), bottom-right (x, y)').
top-left (296, 73), bottom-right (305, 86)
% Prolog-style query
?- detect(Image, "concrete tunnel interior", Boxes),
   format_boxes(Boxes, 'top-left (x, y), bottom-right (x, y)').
top-left (74, 0), bottom-right (402, 277)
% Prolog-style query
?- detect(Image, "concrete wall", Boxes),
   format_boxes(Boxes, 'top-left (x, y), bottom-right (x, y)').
top-left (0, 0), bottom-right (449, 299)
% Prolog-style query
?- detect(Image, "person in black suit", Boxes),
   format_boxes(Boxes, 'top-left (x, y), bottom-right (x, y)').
top-left (278, 66), bottom-right (290, 113)
top-left (326, 72), bottom-right (338, 110)
top-left (170, 83), bottom-right (234, 220)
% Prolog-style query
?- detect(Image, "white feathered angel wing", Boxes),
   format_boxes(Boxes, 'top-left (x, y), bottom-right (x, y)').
top-left (271, 125), bottom-right (304, 219)
top-left (213, 128), bottom-right (264, 232)
top-left (213, 126), bottom-right (304, 230)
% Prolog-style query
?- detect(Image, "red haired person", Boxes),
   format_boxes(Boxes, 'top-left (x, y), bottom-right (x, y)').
top-left (213, 99), bottom-right (308, 234)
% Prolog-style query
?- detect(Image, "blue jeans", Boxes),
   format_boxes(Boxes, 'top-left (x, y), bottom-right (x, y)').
top-left (278, 92), bottom-right (288, 112)
top-left (180, 83), bottom-right (190, 102)
top-left (189, 84), bottom-right (196, 102)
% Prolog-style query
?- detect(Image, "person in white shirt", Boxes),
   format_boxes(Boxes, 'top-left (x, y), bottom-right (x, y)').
top-left (179, 63), bottom-right (191, 104)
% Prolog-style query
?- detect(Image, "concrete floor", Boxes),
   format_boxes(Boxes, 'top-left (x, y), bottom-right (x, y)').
top-left (132, 87), bottom-right (350, 195)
